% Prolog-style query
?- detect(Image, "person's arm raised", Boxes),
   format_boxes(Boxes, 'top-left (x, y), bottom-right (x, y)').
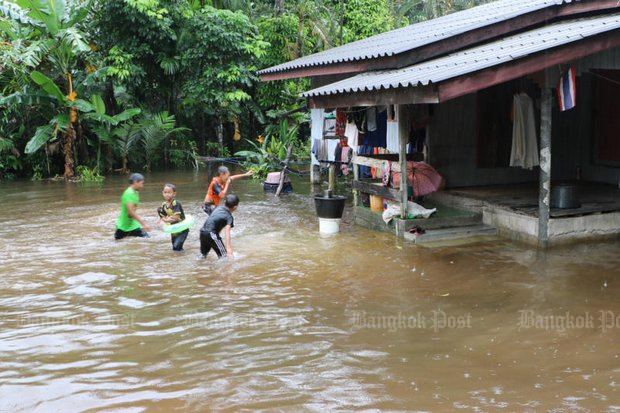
top-left (230, 170), bottom-right (254, 181)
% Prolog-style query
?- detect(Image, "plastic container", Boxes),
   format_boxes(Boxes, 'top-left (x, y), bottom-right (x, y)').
top-left (370, 195), bottom-right (384, 212)
top-left (265, 172), bottom-right (290, 184)
top-left (314, 195), bottom-right (346, 219)
top-left (318, 218), bottom-right (341, 234)
top-left (263, 172), bottom-right (293, 193)
top-left (551, 183), bottom-right (580, 209)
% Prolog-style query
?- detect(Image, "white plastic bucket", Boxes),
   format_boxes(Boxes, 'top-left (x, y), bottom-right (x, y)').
top-left (319, 218), bottom-right (341, 234)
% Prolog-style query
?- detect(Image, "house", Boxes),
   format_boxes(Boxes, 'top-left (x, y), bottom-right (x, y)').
top-left (259, 0), bottom-right (620, 247)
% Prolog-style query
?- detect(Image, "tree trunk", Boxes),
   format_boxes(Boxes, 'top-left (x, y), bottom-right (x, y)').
top-left (339, 0), bottom-right (345, 46)
top-left (276, 144), bottom-right (294, 197)
top-left (63, 125), bottom-right (75, 178)
top-left (122, 155), bottom-right (128, 174)
top-left (199, 114), bottom-right (206, 156)
top-left (217, 118), bottom-right (224, 157)
top-left (275, 0), bottom-right (284, 14)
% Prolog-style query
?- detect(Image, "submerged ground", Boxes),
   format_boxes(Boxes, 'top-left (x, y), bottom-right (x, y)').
top-left (0, 170), bottom-right (619, 412)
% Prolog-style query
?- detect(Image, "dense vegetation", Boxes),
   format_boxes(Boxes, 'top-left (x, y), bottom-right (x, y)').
top-left (0, 0), bottom-right (489, 180)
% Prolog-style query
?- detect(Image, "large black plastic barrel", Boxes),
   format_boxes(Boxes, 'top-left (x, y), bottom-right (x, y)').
top-left (314, 195), bottom-right (346, 219)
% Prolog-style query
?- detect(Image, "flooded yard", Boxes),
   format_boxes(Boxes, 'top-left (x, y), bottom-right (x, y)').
top-left (0, 171), bottom-right (619, 412)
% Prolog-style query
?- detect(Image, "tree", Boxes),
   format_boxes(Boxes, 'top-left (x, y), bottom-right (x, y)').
top-left (178, 5), bottom-right (267, 155)
top-left (2, 0), bottom-right (92, 178)
top-left (343, 0), bottom-right (394, 43)
top-left (137, 111), bottom-right (188, 172)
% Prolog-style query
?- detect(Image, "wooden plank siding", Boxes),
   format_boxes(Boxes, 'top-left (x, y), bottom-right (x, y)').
top-left (352, 181), bottom-right (401, 201)
top-left (351, 154), bottom-right (401, 172)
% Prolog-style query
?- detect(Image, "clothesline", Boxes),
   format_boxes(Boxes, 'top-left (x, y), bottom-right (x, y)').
top-left (588, 70), bottom-right (620, 87)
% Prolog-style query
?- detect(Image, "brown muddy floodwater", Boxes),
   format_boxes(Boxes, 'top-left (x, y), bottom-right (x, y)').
top-left (0, 170), bottom-right (619, 412)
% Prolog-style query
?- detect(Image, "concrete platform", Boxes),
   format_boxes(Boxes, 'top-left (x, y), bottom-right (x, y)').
top-left (429, 183), bottom-right (620, 246)
top-left (354, 204), bottom-right (483, 237)
top-left (404, 225), bottom-right (498, 245)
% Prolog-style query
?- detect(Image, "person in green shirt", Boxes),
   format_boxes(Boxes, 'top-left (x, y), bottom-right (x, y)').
top-left (114, 173), bottom-right (151, 239)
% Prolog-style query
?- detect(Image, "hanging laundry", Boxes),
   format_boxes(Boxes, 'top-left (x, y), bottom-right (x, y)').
top-left (311, 139), bottom-right (320, 166)
top-left (353, 110), bottom-right (366, 132)
top-left (358, 146), bottom-right (373, 178)
top-left (341, 146), bottom-right (352, 176)
top-left (510, 93), bottom-right (539, 170)
top-left (382, 161), bottom-right (392, 187)
top-left (410, 126), bottom-right (426, 153)
top-left (336, 109), bottom-right (347, 137)
top-left (363, 110), bottom-right (387, 148)
top-left (311, 109), bottom-right (324, 142)
top-left (334, 142), bottom-right (342, 163)
top-left (386, 106), bottom-right (399, 154)
top-left (317, 139), bottom-right (328, 163)
top-left (326, 138), bottom-right (339, 162)
top-left (344, 122), bottom-right (359, 148)
top-left (366, 107), bottom-right (377, 132)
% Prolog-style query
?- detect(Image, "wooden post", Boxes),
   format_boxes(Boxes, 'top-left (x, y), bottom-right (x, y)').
top-left (328, 163), bottom-right (337, 193)
top-left (398, 104), bottom-right (408, 219)
top-left (353, 159), bottom-right (359, 207)
top-left (275, 144), bottom-right (294, 197)
top-left (310, 164), bottom-right (321, 185)
top-left (538, 87), bottom-right (552, 248)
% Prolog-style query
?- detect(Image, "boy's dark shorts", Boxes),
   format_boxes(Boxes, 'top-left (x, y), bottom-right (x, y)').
top-left (114, 228), bottom-right (150, 240)
top-left (200, 230), bottom-right (227, 258)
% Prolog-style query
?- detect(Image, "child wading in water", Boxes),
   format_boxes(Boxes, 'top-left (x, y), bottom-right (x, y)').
top-left (157, 183), bottom-right (189, 251)
top-left (200, 194), bottom-right (239, 259)
top-left (203, 166), bottom-right (252, 215)
top-left (115, 173), bottom-right (151, 239)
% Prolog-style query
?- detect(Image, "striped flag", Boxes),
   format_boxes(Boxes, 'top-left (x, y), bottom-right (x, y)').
top-left (557, 65), bottom-right (577, 111)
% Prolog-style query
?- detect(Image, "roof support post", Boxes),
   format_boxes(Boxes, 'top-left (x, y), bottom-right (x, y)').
top-left (538, 85), bottom-right (552, 248)
top-left (398, 104), bottom-right (408, 220)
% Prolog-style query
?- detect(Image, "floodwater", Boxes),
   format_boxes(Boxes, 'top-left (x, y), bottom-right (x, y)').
top-left (1, 170), bottom-right (619, 412)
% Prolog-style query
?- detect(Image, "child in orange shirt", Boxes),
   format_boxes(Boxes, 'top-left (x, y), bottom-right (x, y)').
top-left (203, 166), bottom-right (253, 215)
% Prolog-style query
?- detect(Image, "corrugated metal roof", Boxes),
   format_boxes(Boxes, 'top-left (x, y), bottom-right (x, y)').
top-left (259, 0), bottom-right (575, 75)
top-left (301, 14), bottom-right (620, 97)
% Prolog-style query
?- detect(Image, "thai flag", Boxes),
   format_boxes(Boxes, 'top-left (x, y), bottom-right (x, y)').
top-left (557, 65), bottom-right (577, 111)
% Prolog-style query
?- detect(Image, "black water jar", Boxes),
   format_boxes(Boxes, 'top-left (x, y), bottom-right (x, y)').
top-left (314, 195), bottom-right (346, 219)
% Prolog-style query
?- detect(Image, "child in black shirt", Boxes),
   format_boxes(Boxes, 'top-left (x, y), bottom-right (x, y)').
top-left (157, 183), bottom-right (189, 251)
top-left (200, 194), bottom-right (239, 259)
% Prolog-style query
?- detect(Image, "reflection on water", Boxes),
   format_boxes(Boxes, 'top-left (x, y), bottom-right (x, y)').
top-left (0, 170), bottom-right (619, 412)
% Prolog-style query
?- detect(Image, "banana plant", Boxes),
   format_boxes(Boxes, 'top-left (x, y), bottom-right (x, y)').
top-left (138, 111), bottom-right (189, 172)
top-left (73, 94), bottom-right (141, 171)
top-left (111, 121), bottom-right (143, 174)
top-left (3, 0), bottom-right (91, 178)
top-left (235, 119), bottom-right (300, 177)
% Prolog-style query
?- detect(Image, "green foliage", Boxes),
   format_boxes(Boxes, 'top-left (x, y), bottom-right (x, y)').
top-left (76, 165), bottom-right (105, 183)
top-left (30, 70), bottom-right (67, 102)
top-left (169, 139), bottom-right (199, 169)
top-left (179, 6), bottom-right (267, 120)
top-left (105, 46), bottom-right (141, 82)
top-left (138, 111), bottom-right (189, 171)
top-left (235, 119), bottom-right (301, 178)
top-left (0, 0), bottom-right (489, 179)
top-left (343, 0), bottom-right (394, 43)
